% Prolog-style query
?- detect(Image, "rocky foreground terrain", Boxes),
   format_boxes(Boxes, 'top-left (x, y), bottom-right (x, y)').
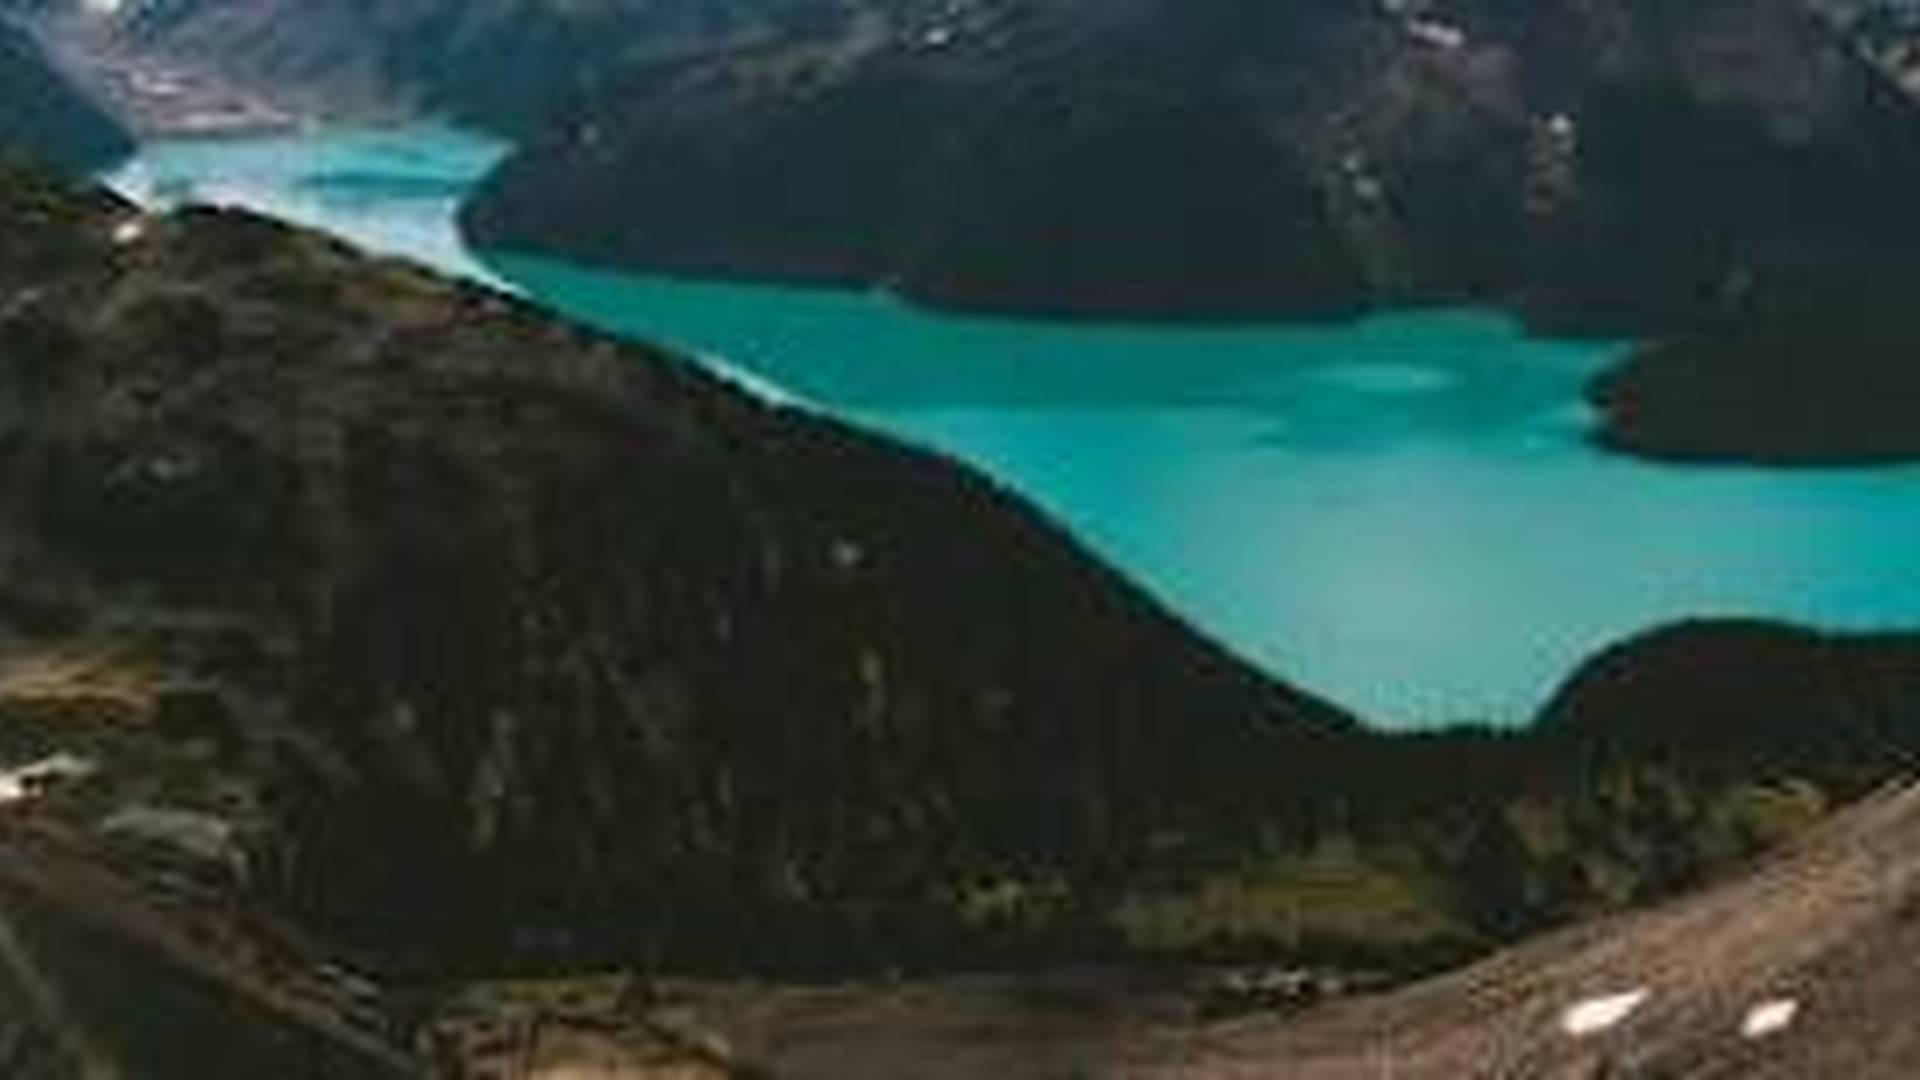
top-left (11, 773), bottom-right (1920, 1078)
top-left (442, 779), bottom-right (1920, 1077)
top-left (1147, 777), bottom-right (1920, 1078)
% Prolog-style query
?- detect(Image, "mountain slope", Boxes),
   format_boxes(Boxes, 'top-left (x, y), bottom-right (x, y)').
top-left (0, 18), bottom-right (131, 170)
top-left (57, 0), bottom-right (849, 135)
top-left (1582, 287), bottom-right (1920, 463)
top-left (462, 0), bottom-right (1920, 327)
top-left (1164, 777), bottom-right (1920, 1078)
top-left (0, 823), bottom-right (419, 1079)
top-left (0, 159), bottom-right (1373, 976)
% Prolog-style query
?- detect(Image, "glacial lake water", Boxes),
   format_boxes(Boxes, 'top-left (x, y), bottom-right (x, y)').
top-left (104, 126), bottom-right (1920, 728)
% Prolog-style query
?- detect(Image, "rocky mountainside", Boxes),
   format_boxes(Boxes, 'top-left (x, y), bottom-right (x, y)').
top-left (0, 17), bottom-right (131, 170)
top-left (460, 0), bottom-right (1920, 327)
top-left (1130, 775), bottom-right (1920, 1078)
top-left (46, 0), bottom-right (849, 135)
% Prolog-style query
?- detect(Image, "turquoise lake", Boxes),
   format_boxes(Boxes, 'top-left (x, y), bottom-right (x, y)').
top-left (104, 126), bottom-right (1920, 728)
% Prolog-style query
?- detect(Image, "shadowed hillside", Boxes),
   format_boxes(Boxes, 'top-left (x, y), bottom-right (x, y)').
top-left (1585, 292), bottom-right (1920, 463)
top-left (0, 158), bottom-right (1378, 978)
top-left (462, 0), bottom-right (1920, 328)
top-left (0, 17), bottom-right (130, 170)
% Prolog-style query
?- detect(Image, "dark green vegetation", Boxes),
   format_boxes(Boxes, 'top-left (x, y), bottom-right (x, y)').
top-left (5, 163), bottom-right (1920, 1070)
top-left (0, 160), bottom-right (1369, 978)
top-left (462, 0), bottom-right (1920, 329)
top-left (0, 18), bottom-right (130, 170)
top-left (1588, 298), bottom-right (1920, 463)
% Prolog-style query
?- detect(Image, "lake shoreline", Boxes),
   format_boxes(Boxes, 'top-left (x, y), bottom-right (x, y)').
top-left (100, 125), bottom-right (1920, 729)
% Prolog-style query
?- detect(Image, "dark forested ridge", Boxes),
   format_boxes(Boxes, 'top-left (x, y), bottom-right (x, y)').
top-left (0, 159), bottom-right (1373, 975)
top-left (459, 0), bottom-right (1920, 330)
top-left (1586, 296), bottom-right (1920, 463)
